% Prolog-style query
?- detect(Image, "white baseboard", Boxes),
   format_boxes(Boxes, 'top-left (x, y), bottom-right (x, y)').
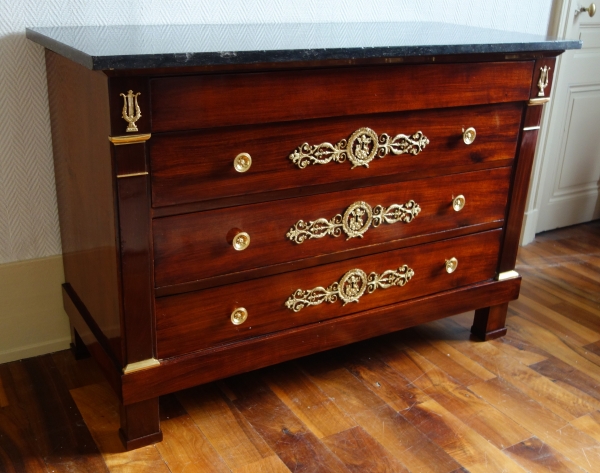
top-left (0, 337), bottom-right (72, 364)
top-left (521, 208), bottom-right (539, 246)
top-left (0, 255), bottom-right (71, 364)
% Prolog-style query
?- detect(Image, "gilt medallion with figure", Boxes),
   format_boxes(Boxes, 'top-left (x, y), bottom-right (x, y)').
top-left (289, 127), bottom-right (429, 169)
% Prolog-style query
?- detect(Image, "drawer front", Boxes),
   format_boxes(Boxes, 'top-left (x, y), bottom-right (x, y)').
top-left (151, 103), bottom-right (521, 207)
top-left (156, 229), bottom-right (502, 358)
top-left (153, 167), bottom-right (510, 288)
top-left (150, 62), bottom-right (532, 132)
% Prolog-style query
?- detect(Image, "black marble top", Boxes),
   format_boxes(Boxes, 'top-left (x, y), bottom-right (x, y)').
top-left (26, 23), bottom-right (581, 70)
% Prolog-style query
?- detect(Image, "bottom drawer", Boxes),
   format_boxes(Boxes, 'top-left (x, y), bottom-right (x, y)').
top-left (156, 229), bottom-right (502, 358)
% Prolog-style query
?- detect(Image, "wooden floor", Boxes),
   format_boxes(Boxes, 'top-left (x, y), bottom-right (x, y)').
top-left (1, 221), bottom-right (599, 473)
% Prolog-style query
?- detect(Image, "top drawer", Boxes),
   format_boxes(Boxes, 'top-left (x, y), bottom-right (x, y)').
top-left (150, 102), bottom-right (522, 208)
top-left (150, 61), bottom-right (533, 132)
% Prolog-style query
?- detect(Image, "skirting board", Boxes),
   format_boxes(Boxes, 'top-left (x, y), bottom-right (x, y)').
top-left (0, 255), bottom-right (70, 364)
top-left (520, 208), bottom-right (539, 246)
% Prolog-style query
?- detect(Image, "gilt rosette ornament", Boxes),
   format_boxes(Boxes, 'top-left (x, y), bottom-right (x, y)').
top-left (285, 265), bottom-right (414, 312)
top-left (289, 127), bottom-right (429, 169)
top-left (287, 199), bottom-right (421, 244)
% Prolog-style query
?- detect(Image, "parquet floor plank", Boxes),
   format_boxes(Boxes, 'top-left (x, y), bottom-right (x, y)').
top-left (422, 319), bottom-right (549, 366)
top-left (506, 316), bottom-right (600, 384)
top-left (374, 340), bottom-right (533, 449)
top-left (469, 377), bottom-right (600, 472)
top-left (570, 411), bottom-right (600, 443)
top-left (429, 321), bottom-right (600, 420)
top-left (552, 301), bottom-right (600, 334)
top-left (344, 347), bottom-right (432, 412)
top-left (154, 394), bottom-right (231, 473)
top-left (414, 336), bottom-right (498, 381)
top-left (224, 371), bottom-right (352, 473)
top-left (51, 349), bottom-right (105, 391)
top-left (300, 354), bottom-right (462, 473)
top-left (0, 363), bottom-right (48, 473)
top-left (0, 409), bottom-right (48, 473)
top-left (558, 259), bottom-right (600, 283)
top-left (584, 340), bottom-right (600, 357)
top-left (232, 455), bottom-right (291, 473)
top-left (525, 264), bottom-right (599, 304)
top-left (70, 382), bottom-right (169, 473)
top-left (8, 356), bottom-right (108, 473)
top-left (177, 383), bottom-right (276, 470)
top-left (402, 333), bottom-right (497, 385)
top-left (536, 238), bottom-right (600, 281)
top-left (262, 363), bottom-right (356, 439)
top-left (528, 357), bottom-right (600, 405)
top-left (518, 234), bottom-right (593, 267)
top-left (519, 274), bottom-right (600, 320)
top-left (322, 426), bottom-right (411, 473)
top-left (510, 295), bottom-right (600, 346)
top-left (504, 437), bottom-right (583, 473)
top-left (519, 278), bottom-right (564, 306)
top-left (401, 398), bottom-right (527, 472)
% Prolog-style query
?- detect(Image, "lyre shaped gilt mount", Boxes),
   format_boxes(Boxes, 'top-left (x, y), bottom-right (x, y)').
top-left (285, 265), bottom-right (414, 312)
top-left (537, 66), bottom-right (550, 97)
top-left (289, 127), bottom-right (429, 169)
top-left (120, 90), bottom-right (142, 132)
top-left (286, 199), bottom-right (421, 244)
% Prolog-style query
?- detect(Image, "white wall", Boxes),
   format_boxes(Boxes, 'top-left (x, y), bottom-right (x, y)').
top-left (0, 0), bottom-right (553, 362)
top-left (0, 0), bottom-right (554, 264)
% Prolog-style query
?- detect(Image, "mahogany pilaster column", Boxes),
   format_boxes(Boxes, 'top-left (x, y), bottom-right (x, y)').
top-left (471, 57), bottom-right (557, 341)
top-left (109, 77), bottom-right (162, 449)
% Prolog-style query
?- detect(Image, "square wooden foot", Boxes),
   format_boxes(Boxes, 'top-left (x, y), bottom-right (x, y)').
top-left (119, 397), bottom-right (162, 450)
top-left (471, 303), bottom-right (509, 341)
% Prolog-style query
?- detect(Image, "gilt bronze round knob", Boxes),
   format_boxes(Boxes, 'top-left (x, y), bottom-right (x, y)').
top-left (234, 153), bottom-right (252, 172)
top-left (462, 127), bottom-right (476, 145)
top-left (445, 257), bottom-right (458, 274)
top-left (232, 232), bottom-right (250, 251)
top-left (453, 195), bottom-right (466, 212)
top-left (231, 307), bottom-right (248, 325)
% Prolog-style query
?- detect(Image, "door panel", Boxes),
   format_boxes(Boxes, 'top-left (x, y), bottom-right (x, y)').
top-left (534, 1), bottom-right (600, 233)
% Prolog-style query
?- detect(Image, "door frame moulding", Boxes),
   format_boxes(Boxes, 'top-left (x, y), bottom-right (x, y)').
top-left (521, 0), bottom-right (574, 244)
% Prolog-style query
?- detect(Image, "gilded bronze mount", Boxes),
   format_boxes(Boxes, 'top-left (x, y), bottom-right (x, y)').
top-left (289, 127), bottom-right (429, 169)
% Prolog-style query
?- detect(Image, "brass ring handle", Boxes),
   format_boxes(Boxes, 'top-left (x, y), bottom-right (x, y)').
top-left (579, 3), bottom-right (596, 16)
top-left (232, 232), bottom-right (251, 251)
top-left (462, 127), bottom-right (476, 145)
top-left (234, 153), bottom-right (252, 172)
top-left (452, 195), bottom-right (466, 212)
top-left (445, 257), bottom-right (458, 274)
top-left (231, 307), bottom-right (248, 325)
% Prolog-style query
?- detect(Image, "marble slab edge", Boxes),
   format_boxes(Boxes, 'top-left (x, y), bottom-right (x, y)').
top-left (25, 27), bottom-right (581, 71)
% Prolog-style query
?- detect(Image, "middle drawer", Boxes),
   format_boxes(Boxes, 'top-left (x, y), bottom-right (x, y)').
top-left (153, 167), bottom-right (510, 288)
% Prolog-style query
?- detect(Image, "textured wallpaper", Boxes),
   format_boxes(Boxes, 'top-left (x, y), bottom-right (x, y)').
top-left (0, 0), bottom-right (552, 264)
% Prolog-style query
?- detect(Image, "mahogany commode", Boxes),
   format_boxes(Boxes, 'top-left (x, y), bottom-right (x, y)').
top-left (26, 22), bottom-right (580, 449)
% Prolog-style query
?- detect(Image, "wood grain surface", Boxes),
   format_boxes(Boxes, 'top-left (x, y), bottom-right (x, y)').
top-left (0, 220), bottom-right (598, 472)
top-left (45, 50), bottom-right (123, 365)
top-left (153, 167), bottom-right (510, 288)
top-left (150, 103), bottom-right (521, 208)
top-left (155, 230), bottom-right (502, 358)
top-left (150, 61), bottom-right (532, 132)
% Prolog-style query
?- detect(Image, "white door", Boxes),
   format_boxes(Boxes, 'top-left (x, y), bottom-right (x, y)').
top-left (535, 1), bottom-right (600, 232)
